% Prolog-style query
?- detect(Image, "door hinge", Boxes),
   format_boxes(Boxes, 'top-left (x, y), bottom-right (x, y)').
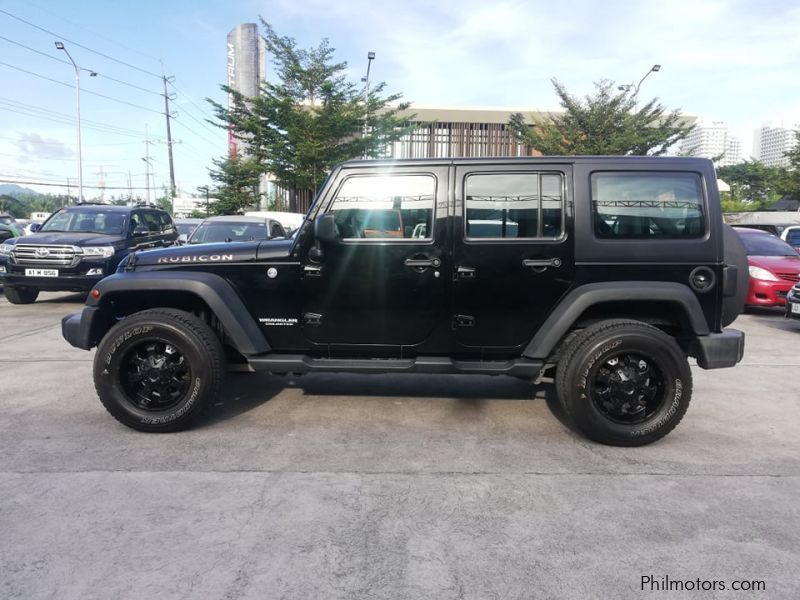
top-left (303, 264), bottom-right (322, 277)
top-left (303, 312), bottom-right (323, 326)
top-left (452, 314), bottom-right (475, 329)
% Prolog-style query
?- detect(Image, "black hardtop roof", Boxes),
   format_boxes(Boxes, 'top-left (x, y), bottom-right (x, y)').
top-left (336, 155), bottom-right (714, 169)
top-left (60, 204), bottom-right (166, 213)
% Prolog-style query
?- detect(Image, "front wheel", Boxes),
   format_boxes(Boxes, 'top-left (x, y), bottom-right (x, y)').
top-left (555, 320), bottom-right (692, 446)
top-left (93, 308), bottom-right (224, 432)
top-left (4, 286), bottom-right (39, 304)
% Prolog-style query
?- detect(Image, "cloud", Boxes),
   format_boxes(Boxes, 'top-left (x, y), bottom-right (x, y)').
top-left (14, 133), bottom-right (75, 164)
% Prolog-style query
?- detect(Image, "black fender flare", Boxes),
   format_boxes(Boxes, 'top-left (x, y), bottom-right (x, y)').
top-left (523, 281), bottom-right (710, 360)
top-left (87, 271), bottom-right (270, 356)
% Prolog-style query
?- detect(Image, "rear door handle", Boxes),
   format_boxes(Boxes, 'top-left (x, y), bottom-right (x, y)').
top-left (404, 257), bottom-right (441, 268)
top-left (522, 258), bottom-right (562, 269)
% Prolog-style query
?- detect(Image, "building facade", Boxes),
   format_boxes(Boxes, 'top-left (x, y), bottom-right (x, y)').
top-left (679, 120), bottom-right (741, 166)
top-left (753, 125), bottom-right (797, 168)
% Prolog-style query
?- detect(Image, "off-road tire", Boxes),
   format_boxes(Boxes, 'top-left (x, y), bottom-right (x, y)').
top-left (555, 319), bottom-right (692, 446)
top-left (93, 308), bottom-right (224, 432)
top-left (4, 286), bottom-right (40, 304)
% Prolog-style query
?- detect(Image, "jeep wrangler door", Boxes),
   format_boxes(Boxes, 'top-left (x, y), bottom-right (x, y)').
top-left (451, 164), bottom-right (574, 356)
top-left (301, 165), bottom-right (449, 352)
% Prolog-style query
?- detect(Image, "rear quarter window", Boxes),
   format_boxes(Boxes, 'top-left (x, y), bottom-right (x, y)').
top-left (591, 172), bottom-right (706, 239)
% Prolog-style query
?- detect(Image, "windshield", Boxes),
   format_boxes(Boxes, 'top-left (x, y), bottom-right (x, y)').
top-left (41, 210), bottom-right (126, 235)
top-left (188, 221), bottom-right (269, 244)
top-left (740, 233), bottom-right (799, 257)
top-left (176, 222), bottom-right (199, 236)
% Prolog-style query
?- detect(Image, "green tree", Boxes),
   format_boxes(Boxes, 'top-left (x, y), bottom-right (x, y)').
top-left (716, 160), bottom-right (788, 208)
top-left (208, 20), bottom-right (414, 210)
top-left (783, 128), bottom-right (800, 198)
top-left (508, 79), bottom-right (693, 156)
top-left (207, 155), bottom-right (263, 215)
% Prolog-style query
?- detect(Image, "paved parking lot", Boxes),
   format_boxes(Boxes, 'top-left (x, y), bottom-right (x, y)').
top-left (1, 290), bottom-right (799, 599)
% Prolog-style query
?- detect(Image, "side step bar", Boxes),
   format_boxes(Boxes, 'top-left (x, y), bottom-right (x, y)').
top-left (247, 354), bottom-right (543, 377)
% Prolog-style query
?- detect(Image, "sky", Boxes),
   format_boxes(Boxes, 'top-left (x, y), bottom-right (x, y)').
top-left (1, 0), bottom-right (798, 199)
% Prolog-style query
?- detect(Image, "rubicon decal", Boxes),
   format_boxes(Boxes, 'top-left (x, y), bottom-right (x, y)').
top-left (157, 254), bottom-right (234, 264)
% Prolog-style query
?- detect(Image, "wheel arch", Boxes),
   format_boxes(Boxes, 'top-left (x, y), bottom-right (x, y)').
top-left (85, 271), bottom-right (270, 356)
top-left (523, 281), bottom-right (710, 360)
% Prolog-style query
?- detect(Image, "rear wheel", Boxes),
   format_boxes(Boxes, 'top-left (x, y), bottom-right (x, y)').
top-left (4, 286), bottom-right (39, 304)
top-left (555, 319), bottom-right (692, 446)
top-left (93, 308), bottom-right (224, 432)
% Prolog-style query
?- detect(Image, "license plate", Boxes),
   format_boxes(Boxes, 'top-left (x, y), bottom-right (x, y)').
top-left (25, 268), bottom-right (58, 277)
top-left (792, 302), bottom-right (800, 314)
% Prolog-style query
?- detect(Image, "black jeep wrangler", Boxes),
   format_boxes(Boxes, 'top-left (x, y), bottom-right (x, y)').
top-left (62, 157), bottom-right (748, 445)
top-left (0, 203), bottom-right (177, 304)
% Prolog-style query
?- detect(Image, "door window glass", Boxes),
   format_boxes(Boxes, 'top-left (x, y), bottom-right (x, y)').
top-left (329, 174), bottom-right (436, 240)
top-left (464, 172), bottom-right (564, 239)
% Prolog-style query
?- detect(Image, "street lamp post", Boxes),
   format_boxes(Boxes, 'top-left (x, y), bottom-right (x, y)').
top-left (618, 64), bottom-right (661, 96)
top-left (55, 41), bottom-right (96, 203)
top-left (362, 51), bottom-right (375, 158)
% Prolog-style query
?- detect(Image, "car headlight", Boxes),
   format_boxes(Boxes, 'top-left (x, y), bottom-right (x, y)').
top-left (0, 243), bottom-right (13, 255)
top-left (748, 266), bottom-right (779, 281)
top-left (79, 246), bottom-right (115, 258)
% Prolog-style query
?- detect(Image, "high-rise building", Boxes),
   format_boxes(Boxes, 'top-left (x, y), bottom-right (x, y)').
top-left (753, 125), bottom-right (797, 167)
top-left (226, 23), bottom-right (266, 157)
top-left (679, 120), bottom-right (741, 166)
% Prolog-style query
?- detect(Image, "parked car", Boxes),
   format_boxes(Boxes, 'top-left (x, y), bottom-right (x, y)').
top-left (187, 215), bottom-right (286, 244)
top-left (0, 203), bottom-right (177, 304)
top-left (63, 156), bottom-right (748, 446)
top-left (780, 225), bottom-right (800, 252)
top-left (244, 211), bottom-right (305, 236)
top-left (173, 218), bottom-right (203, 244)
top-left (786, 282), bottom-right (800, 321)
top-left (734, 227), bottom-right (800, 308)
top-left (0, 213), bottom-right (18, 227)
top-left (0, 223), bottom-right (20, 243)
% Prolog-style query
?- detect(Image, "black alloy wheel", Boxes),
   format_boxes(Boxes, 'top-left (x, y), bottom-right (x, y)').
top-left (120, 340), bottom-right (191, 411)
top-left (590, 352), bottom-right (666, 424)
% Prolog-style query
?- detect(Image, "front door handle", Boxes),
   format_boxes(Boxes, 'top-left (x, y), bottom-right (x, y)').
top-left (522, 258), bottom-right (562, 269)
top-left (404, 257), bottom-right (441, 268)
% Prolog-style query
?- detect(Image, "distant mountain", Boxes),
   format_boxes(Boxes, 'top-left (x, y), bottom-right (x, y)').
top-left (0, 184), bottom-right (42, 198)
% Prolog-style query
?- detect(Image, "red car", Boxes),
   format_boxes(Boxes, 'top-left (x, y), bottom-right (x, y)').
top-left (735, 227), bottom-right (800, 307)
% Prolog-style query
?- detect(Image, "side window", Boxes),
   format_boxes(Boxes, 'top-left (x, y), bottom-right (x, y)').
top-left (328, 174), bottom-right (436, 240)
top-left (129, 212), bottom-right (142, 234)
top-left (142, 211), bottom-right (161, 233)
top-left (159, 212), bottom-right (175, 234)
top-left (591, 172), bottom-right (705, 239)
top-left (270, 221), bottom-right (285, 239)
top-left (464, 172), bottom-right (564, 239)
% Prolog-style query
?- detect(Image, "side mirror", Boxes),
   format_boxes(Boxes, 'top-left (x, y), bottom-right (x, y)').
top-left (314, 213), bottom-right (339, 243)
top-left (178, 233), bottom-right (188, 244)
top-left (30, 223), bottom-right (41, 233)
top-left (133, 226), bottom-right (149, 237)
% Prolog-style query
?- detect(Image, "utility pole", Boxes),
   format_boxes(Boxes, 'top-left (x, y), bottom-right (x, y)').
top-left (127, 170), bottom-right (133, 206)
top-left (160, 63), bottom-right (177, 204)
top-left (361, 51), bottom-right (375, 159)
top-left (142, 125), bottom-right (153, 205)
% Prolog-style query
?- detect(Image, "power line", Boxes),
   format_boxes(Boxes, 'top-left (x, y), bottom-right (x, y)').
top-left (0, 35), bottom-right (163, 97)
top-left (0, 7), bottom-right (162, 79)
top-left (0, 105), bottom-right (146, 139)
top-left (25, 1), bottom-right (162, 63)
top-left (169, 80), bottom-right (218, 122)
top-left (0, 97), bottom-right (152, 137)
top-left (0, 61), bottom-right (164, 115)
top-left (171, 117), bottom-right (223, 148)
top-left (0, 136), bottom-right (143, 147)
top-left (0, 177), bottom-right (161, 191)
